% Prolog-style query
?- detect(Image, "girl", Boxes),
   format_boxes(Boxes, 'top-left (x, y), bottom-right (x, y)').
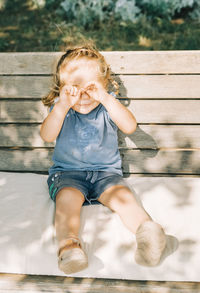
top-left (40, 44), bottom-right (166, 275)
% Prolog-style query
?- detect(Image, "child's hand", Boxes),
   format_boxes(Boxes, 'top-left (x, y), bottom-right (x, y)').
top-left (59, 85), bottom-right (83, 108)
top-left (84, 81), bottom-right (108, 103)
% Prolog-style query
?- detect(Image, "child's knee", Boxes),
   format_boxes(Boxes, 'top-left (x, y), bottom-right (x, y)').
top-left (56, 187), bottom-right (85, 206)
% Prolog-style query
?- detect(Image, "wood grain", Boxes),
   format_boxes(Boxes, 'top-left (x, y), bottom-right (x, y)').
top-left (1, 51), bottom-right (200, 175)
top-left (1, 124), bottom-right (200, 149)
top-left (0, 273), bottom-right (200, 293)
top-left (1, 51), bottom-right (200, 74)
top-left (1, 100), bottom-right (200, 123)
top-left (1, 148), bottom-right (200, 174)
top-left (1, 75), bottom-right (200, 99)
top-left (1, 273), bottom-right (200, 293)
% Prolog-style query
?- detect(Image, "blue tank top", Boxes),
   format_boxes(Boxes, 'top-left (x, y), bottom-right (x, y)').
top-left (49, 101), bottom-right (122, 176)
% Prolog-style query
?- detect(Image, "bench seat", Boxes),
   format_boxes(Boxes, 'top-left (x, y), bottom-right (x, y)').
top-left (0, 51), bottom-right (200, 290)
top-left (0, 171), bottom-right (199, 282)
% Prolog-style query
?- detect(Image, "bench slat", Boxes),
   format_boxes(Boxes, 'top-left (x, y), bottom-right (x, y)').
top-left (1, 124), bottom-right (200, 149)
top-left (0, 273), bottom-right (200, 293)
top-left (1, 149), bottom-right (200, 174)
top-left (1, 100), bottom-right (200, 123)
top-left (1, 75), bottom-right (200, 99)
top-left (0, 51), bottom-right (200, 74)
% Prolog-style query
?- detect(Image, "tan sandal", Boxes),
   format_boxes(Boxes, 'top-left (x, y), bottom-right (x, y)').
top-left (58, 238), bottom-right (88, 274)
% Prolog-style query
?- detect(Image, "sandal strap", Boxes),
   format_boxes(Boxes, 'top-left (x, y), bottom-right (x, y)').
top-left (58, 238), bottom-right (81, 257)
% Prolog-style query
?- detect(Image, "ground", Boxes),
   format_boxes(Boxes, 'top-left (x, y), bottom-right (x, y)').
top-left (0, 0), bottom-right (200, 52)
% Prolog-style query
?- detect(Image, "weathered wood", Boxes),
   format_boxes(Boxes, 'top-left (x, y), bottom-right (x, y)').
top-left (0, 100), bottom-right (48, 123)
top-left (1, 149), bottom-right (200, 174)
top-left (0, 51), bottom-right (200, 175)
top-left (1, 75), bottom-right (200, 99)
top-left (1, 124), bottom-right (200, 149)
top-left (1, 52), bottom-right (200, 287)
top-left (1, 100), bottom-right (200, 123)
top-left (1, 51), bottom-right (200, 75)
top-left (122, 149), bottom-right (200, 174)
top-left (0, 273), bottom-right (200, 293)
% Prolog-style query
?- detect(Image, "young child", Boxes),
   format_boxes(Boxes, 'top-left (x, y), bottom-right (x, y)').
top-left (40, 44), bottom-right (167, 275)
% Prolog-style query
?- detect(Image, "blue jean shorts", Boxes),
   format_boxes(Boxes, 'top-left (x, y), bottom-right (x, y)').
top-left (47, 170), bottom-right (128, 205)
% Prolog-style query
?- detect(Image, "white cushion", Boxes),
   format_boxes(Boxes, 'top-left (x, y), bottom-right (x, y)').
top-left (0, 172), bottom-right (199, 281)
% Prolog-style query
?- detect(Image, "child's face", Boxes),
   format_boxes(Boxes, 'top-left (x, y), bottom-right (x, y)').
top-left (61, 57), bottom-right (106, 114)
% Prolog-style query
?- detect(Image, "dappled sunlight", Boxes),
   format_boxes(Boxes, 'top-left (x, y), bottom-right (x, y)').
top-left (0, 83), bottom-right (18, 97)
top-left (0, 44), bottom-right (200, 290)
top-left (139, 36), bottom-right (152, 48)
top-left (120, 118), bottom-right (200, 175)
top-left (0, 173), bottom-right (200, 280)
top-left (0, 76), bottom-right (51, 99)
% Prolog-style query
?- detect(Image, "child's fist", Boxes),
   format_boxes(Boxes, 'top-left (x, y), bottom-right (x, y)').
top-left (59, 85), bottom-right (83, 108)
top-left (84, 81), bottom-right (107, 103)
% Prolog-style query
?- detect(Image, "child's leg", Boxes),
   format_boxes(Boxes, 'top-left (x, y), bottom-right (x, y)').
top-left (98, 185), bottom-right (166, 266)
top-left (98, 185), bottom-right (151, 233)
top-left (55, 187), bottom-right (85, 251)
top-left (55, 187), bottom-right (88, 274)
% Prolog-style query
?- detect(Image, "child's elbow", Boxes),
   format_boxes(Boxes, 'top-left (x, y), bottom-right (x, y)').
top-left (40, 127), bottom-right (54, 143)
top-left (40, 132), bottom-right (55, 143)
top-left (41, 135), bottom-right (55, 143)
top-left (124, 121), bottom-right (137, 135)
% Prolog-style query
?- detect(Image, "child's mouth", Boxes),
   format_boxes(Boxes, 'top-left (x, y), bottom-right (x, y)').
top-left (77, 99), bottom-right (93, 106)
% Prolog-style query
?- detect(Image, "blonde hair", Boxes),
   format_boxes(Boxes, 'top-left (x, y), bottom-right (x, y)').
top-left (42, 44), bottom-right (119, 107)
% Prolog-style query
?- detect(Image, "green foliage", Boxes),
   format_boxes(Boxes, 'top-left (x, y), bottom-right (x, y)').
top-left (1, 0), bottom-right (200, 52)
top-left (2, 0), bottom-right (199, 23)
top-left (58, 0), bottom-right (141, 26)
top-left (136, 0), bottom-right (200, 19)
top-left (58, 0), bottom-right (115, 27)
top-left (0, 0), bottom-right (6, 10)
top-left (57, 0), bottom-right (200, 27)
top-left (114, 0), bottom-right (141, 22)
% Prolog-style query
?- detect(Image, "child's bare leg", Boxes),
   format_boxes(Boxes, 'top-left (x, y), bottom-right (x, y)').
top-left (55, 187), bottom-right (85, 250)
top-left (55, 187), bottom-right (88, 274)
top-left (98, 185), bottom-right (151, 233)
top-left (98, 185), bottom-right (166, 266)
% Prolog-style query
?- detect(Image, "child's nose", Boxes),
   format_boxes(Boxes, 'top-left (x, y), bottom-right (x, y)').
top-left (81, 91), bottom-right (90, 99)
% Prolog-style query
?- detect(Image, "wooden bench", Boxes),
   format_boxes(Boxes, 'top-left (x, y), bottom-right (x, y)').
top-left (0, 51), bottom-right (200, 292)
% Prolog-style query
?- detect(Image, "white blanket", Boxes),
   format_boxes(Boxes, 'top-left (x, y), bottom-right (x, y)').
top-left (0, 172), bottom-right (199, 281)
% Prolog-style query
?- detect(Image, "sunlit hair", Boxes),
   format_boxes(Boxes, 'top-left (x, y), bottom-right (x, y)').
top-left (42, 44), bottom-right (119, 107)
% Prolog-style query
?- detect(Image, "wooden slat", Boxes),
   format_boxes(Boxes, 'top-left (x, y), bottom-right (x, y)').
top-left (1, 149), bottom-right (200, 174)
top-left (1, 124), bottom-right (200, 149)
top-left (0, 100), bottom-right (48, 123)
top-left (0, 273), bottom-right (200, 293)
top-left (1, 100), bottom-right (200, 123)
top-left (120, 125), bottom-right (200, 149)
top-left (117, 75), bottom-right (200, 99)
top-left (0, 76), bottom-right (51, 99)
top-left (1, 75), bottom-right (200, 99)
top-left (121, 149), bottom-right (200, 174)
top-left (1, 51), bottom-right (200, 75)
top-left (0, 124), bottom-right (52, 148)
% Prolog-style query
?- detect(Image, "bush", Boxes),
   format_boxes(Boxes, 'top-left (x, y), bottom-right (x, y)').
top-left (2, 0), bottom-right (199, 25)
top-left (59, 0), bottom-right (115, 27)
top-left (57, 0), bottom-right (142, 27)
top-left (57, 0), bottom-right (200, 28)
top-left (136, 0), bottom-right (200, 20)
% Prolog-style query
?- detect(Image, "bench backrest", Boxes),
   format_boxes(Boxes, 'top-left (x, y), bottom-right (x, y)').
top-left (0, 51), bottom-right (200, 176)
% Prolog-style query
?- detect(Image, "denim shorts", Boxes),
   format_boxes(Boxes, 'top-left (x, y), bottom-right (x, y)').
top-left (47, 170), bottom-right (128, 205)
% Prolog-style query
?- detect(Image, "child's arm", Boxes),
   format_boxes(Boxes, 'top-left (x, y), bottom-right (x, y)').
top-left (40, 102), bottom-right (70, 142)
top-left (102, 93), bottom-right (137, 134)
top-left (40, 86), bottom-right (82, 142)
top-left (85, 81), bottom-right (137, 134)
